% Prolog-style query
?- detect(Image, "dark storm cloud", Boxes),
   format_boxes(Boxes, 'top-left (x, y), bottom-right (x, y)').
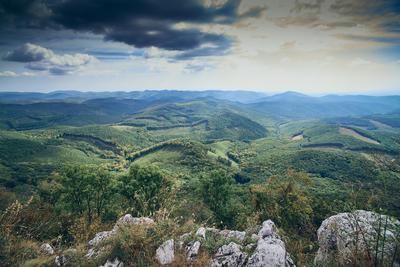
top-left (0, 0), bottom-right (54, 29)
top-left (173, 37), bottom-right (232, 60)
top-left (329, 0), bottom-right (400, 60)
top-left (328, 0), bottom-right (400, 30)
top-left (329, 0), bottom-right (399, 17)
top-left (270, 0), bottom-right (400, 32)
top-left (0, 0), bottom-right (264, 58)
top-left (292, 0), bottom-right (324, 12)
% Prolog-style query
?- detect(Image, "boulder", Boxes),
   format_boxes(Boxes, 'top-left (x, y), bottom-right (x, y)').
top-left (196, 227), bottom-right (206, 239)
top-left (87, 214), bottom-right (154, 258)
top-left (186, 241), bottom-right (201, 260)
top-left (257, 220), bottom-right (279, 239)
top-left (246, 220), bottom-right (295, 267)
top-left (156, 239), bottom-right (175, 265)
top-left (40, 243), bottom-right (54, 255)
top-left (246, 238), bottom-right (295, 267)
top-left (99, 258), bottom-right (124, 267)
top-left (55, 255), bottom-right (66, 267)
top-left (88, 230), bottom-right (115, 248)
top-left (314, 210), bottom-right (400, 267)
top-left (195, 227), bottom-right (246, 242)
top-left (210, 242), bottom-right (247, 267)
top-left (219, 230), bottom-right (246, 242)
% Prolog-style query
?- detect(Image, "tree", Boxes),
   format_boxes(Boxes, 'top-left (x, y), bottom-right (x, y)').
top-left (57, 165), bottom-right (114, 224)
top-left (200, 169), bottom-right (235, 227)
top-left (118, 164), bottom-right (171, 216)
top-left (250, 169), bottom-right (313, 234)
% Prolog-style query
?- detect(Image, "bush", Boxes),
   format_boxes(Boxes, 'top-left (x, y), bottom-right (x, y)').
top-left (118, 165), bottom-right (173, 217)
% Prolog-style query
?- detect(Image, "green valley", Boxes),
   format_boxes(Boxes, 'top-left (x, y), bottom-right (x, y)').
top-left (0, 91), bottom-right (399, 266)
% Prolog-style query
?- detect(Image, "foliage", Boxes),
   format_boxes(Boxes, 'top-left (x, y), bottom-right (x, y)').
top-left (250, 169), bottom-right (314, 234)
top-left (118, 164), bottom-right (172, 217)
top-left (199, 169), bottom-right (249, 228)
top-left (1, 96), bottom-right (400, 266)
top-left (57, 165), bottom-right (115, 224)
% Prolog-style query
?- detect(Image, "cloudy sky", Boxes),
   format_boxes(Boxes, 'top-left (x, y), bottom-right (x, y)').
top-left (0, 0), bottom-right (399, 94)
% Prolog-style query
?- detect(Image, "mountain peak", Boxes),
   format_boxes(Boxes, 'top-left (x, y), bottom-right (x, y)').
top-left (272, 91), bottom-right (309, 98)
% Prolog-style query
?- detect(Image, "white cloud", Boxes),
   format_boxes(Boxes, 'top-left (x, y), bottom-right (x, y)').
top-left (20, 72), bottom-right (36, 76)
top-left (4, 43), bottom-right (53, 62)
top-left (0, 71), bottom-right (18, 77)
top-left (4, 43), bottom-right (96, 75)
top-left (0, 71), bottom-right (36, 77)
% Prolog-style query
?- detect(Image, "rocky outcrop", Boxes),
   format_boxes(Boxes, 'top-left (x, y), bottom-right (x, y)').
top-left (40, 243), bottom-right (54, 255)
top-left (158, 220), bottom-right (296, 266)
top-left (87, 214), bottom-right (154, 258)
top-left (196, 227), bottom-right (206, 239)
top-left (55, 255), bottom-right (66, 267)
top-left (247, 238), bottom-right (295, 267)
top-left (219, 230), bottom-right (246, 242)
top-left (88, 231), bottom-right (115, 248)
top-left (99, 258), bottom-right (124, 267)
top-left (246, 220), bottom-right (295, 267)
top-left (210, 242), bottom-right (247, 267)
top-left (156, 239), bottom-right (175, 265)
top-left (186, 240), bottom-right (201, 260)
top-left (257, 220), bottom-right (279, 239)
top-left (87, 215), bottom-right (295, 267)
top-left (195, 226), bottom-right (246, 242)
top-left (314, 210), bottom-right (400, 267)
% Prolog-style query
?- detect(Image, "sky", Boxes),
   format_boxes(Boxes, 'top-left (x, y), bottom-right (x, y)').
top-left (0, 0), bottom-right (399, 94)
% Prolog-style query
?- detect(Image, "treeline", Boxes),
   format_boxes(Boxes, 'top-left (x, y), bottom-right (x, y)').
top-left (126, 139), bottom-right (207, 161)
top-left (146, 119), bottom-right (208, 131)
top-left (61, 133), bottom-right (121, 154)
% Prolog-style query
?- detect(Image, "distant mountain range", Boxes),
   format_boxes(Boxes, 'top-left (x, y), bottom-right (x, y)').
top-left (0, 90), bottom-right (399, 128)
top-left (0, 90), bottom-right (267, 104)
top-left (246, 91), bottom-right (400, 119)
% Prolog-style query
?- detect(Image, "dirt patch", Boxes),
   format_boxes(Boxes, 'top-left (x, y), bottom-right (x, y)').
top-left (369, 120), bottom-right (393, 130)
top-left (291, 134), bottom-right (303, 141)
top-left (111, 125), bottom-right (135, 131)
top-left (339, 127), bottom-right (380, 145)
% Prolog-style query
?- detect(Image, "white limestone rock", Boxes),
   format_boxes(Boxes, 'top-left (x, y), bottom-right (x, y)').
top-left (186, 241), bottom-right (201, 260)
top-left (156, 239), bottom-right (175, 265)
top-left (87, 214), bottom-right (154, 258)
top-left (196, 227), bottom-right (206, 239)
top-left (88, 230), bottom-right (115, 248)
top-left (314, 210), bottom-right (400, 267)
top-left (246, 238), bottom-right (295, 267)
top-left (40, 243), bottom-right (54, 255)
top-left (210, 242), bottom-right (247, 267)
top-left (99, 258), bottom-right (124, 267)
top-left (55, 255), bottom-right (65, 267)
top-left (257, 219), bottom-right (279, 239)
top-left (246, 220), bottom-right (295, 267)
top-left (219, 230), bottom-right (246, 242)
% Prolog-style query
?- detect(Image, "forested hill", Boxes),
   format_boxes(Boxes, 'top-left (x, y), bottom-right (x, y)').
top-left (0, 90), bottom-right (400, 266)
